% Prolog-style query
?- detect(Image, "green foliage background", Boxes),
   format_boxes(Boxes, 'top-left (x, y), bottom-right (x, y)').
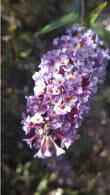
top-left (2, 0), bottom-right (110, 194)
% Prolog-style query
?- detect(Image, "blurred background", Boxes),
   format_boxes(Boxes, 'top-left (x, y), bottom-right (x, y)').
top-left (1, 0), bottom-right (110, 194)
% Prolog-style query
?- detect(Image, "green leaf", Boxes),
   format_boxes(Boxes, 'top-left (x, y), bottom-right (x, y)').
top-left (102, 87), bottom-right (110, 103)
top-left (34, 12), bottom-right (79, 37)
top-left (34, 175), bottom-right (48, 195)
top-left (91, 23), bottom-right (110, 47)
top-left (86, 1), bottom-right (107, 26)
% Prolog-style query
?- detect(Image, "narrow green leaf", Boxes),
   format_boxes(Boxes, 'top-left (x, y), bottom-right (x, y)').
top-left (34, 12), bottom-right (79, 37)
top-left (86, 1), bottom-right (107, 26)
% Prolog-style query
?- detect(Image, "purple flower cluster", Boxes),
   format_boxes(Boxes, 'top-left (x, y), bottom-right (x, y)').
top-left (21, 26), bottom-right (109, 158)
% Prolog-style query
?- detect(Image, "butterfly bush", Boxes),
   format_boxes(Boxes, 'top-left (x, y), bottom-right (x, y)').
top-left (21, 26), bottom-right (109, 158)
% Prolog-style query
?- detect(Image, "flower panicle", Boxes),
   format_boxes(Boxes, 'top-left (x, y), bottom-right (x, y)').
top-left (21, 26), bottom-right (110, 158)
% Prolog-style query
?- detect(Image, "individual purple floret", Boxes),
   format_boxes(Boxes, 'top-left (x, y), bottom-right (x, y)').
top-left (21, 26), bottom-right (109, 158)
